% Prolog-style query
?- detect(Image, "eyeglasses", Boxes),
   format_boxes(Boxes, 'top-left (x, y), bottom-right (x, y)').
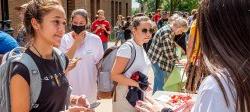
top-left (142, 28), bottom-right (154, 34)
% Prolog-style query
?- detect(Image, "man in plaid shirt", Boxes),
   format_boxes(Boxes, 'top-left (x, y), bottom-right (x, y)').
top-left (147, 17), bottom-right (188, 93)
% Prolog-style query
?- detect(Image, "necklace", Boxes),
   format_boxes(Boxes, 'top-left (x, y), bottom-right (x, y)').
top-left (31, 45), bottom-right (62, 87)
top-left (32, 45), bottom-right (43, 58)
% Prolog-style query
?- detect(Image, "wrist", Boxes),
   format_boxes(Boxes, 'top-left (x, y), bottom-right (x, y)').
top-left (135, 82), bottom-right (139, 88)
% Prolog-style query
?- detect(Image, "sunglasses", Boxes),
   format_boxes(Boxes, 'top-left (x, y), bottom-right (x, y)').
top-left (141, 28), bottom-right (154, 34)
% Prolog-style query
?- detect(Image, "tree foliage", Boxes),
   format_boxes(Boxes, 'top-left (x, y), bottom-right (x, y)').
top-left (135, 0), bottom-right (199, 14)
top-left (164, 0), bottom-right (199, 13)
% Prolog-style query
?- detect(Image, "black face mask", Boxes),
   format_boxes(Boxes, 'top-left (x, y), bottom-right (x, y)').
top-left (71, 25), bottom-right (86, 34)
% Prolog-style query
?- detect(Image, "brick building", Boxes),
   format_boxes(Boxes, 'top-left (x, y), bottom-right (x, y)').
top-left (0, 0), bottom-right (132, 36)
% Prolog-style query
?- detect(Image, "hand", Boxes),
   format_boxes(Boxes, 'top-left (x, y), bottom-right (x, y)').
top-left (101, 25), bottom-right (107, 31)
top-left (67, 105), bottom-right (94, 112)
top-left (97, 25), bottom-right (102, 30)
top-left (135, 96), bottom-right (165, 112)
top-left (65, 58), bottom-right (81, 73)
top-left (72, 31), bottom-right (86, 47)
top-left (76, 95), bottom-right (89, 108)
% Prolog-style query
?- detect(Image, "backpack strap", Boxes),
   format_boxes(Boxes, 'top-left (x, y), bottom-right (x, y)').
top-left (113, 40), bottom-right (137, 102)
top-left (52, 48), bottom-right (72, 108)
top-left (14, 53), bottom-right (42, 109)
top-left (53, 47), bottom-right (67, 71)
top-left (123, 41), bottom-right (136, 73)
top-left (9, 47), bottom-right (66, 110)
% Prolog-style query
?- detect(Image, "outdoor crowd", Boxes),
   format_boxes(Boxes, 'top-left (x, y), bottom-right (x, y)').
top-left (0, 0), bottom-right (249, 112)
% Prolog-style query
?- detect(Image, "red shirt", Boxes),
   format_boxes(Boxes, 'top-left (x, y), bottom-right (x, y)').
top-left (91, 19), bottom-right (111, 43)
top-left (153, 14), bottom-right (161, 23)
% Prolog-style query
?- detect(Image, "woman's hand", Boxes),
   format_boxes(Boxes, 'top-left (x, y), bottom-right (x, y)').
top-left (135, 96), bottom-right (165, 112)
top-left (67, 106), bottom-right (94, 112)
top-left (76, 95), bottom-right (90, 107)
top-left (72, 31), bottom-right (86, 47)
top-left (65, 58), bottom-right (81, 73)
top-left (70, 95), bottom-right (89, 108)
top-left (66, 32), bottom-right (85, 59)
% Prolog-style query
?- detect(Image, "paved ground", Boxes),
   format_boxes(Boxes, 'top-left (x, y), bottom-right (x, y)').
top-left (95, 42), bottom-right (155, 112)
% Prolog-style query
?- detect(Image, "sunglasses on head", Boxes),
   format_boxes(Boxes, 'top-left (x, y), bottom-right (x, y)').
top-left (141, 28), bottom-right (154, 34)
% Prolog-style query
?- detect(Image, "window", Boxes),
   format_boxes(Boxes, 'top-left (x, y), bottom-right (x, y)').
top-left (126, 3), bottom-right (128, 17)
top-left (119, 2), bottom-right (122, 15)
top-left (90, 0), bottom-right (95, 22)
top-left (111, 1), bottom-right (114, 25)
top-left (115, 1), bottom-right (118, 23)
top-left (96, 0), bottom-right (100, 10)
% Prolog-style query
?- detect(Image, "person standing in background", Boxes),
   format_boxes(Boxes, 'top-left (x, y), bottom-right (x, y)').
top-left (157, 11), bottom-right (169, 29)
top-left (60, 9), bottom-right (104, 103)
top-left (91, 9), bottom-right (111, 51)
top-left (152, 9), bottom-right (161, 24)
top-left (15, 3), bottom-right (30, 47)
top-left (123, 16), bottom-right (132, 41)
top-left (147, 17), bottom-right (188, 93)
top-left (114, 15), bottom-right (125, 46)
top-left (111, 16), bottom-right (153, 112)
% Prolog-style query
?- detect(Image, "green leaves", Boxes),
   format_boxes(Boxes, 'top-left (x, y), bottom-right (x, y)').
top-left (134, 0), bottom-right (198, 14)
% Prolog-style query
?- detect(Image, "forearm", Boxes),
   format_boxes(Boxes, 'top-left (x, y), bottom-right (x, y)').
top-left (93, 28), bottom-right (99, 33)
top-left (111, 74), bottom-right (139, 87)
top-left (66, 44), bottom-right (78, 59)
top-left (105, 30), bottom-right (111, 35)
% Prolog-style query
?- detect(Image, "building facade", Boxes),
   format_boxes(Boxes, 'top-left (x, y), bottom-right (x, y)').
top-left (1, 0), bottom-right (131, 36)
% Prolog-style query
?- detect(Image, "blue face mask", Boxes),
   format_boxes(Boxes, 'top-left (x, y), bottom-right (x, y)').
top-left (71, 25), bottom-right (86, 34)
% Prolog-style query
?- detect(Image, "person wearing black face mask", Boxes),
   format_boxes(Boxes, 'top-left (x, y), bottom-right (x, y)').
top-left (71, 25), bottom-right (86, 34)
top-left (59, 9), bottom-right (104, 104)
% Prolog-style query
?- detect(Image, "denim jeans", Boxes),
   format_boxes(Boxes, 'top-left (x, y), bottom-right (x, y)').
top-left (102, 42), bottom-right (108, 51)
top-left (152, 63), bottom-right (168, 93)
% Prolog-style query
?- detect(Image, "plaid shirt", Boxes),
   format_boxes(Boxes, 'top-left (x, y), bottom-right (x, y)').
top-left (147, 25), bottom-right (177, 72)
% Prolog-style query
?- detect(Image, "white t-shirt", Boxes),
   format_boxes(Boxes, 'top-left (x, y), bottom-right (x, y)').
top-left (116, 39), bottom-right (151, 78)
top-left (192, 73), bottom-right (236, 112)
top-left (59, 31), bottom-right (104, 103)
top-left (113, 39), bottom-right (152, 112)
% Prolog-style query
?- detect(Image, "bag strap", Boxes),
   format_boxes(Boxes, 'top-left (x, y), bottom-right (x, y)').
top-left (53, 47), bottom-right (67, 71)
top-left (122, 41), bottom-right (136, 74)
top-left (113, 40), bottom-right (136, 102)
top-left (12, 47), bottom-right (66, 110)
top-left (14, 53), bottom-right (42, 110)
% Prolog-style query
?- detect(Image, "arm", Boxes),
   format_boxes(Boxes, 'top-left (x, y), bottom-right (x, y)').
top-left (10, 74), bottom-right (30, 112)
top-left (92, 27), bottom-right (100, 34)
top-left (65, 32), bottom-right (86, 59)
top-left (105, 22), bottom-right (112, 35)
top-left (111, 56), bottom-right (139, 87)
top-left (100, 24), bottom-right (111, 35)
top-left (91, 21), bottom-right (100, 34)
